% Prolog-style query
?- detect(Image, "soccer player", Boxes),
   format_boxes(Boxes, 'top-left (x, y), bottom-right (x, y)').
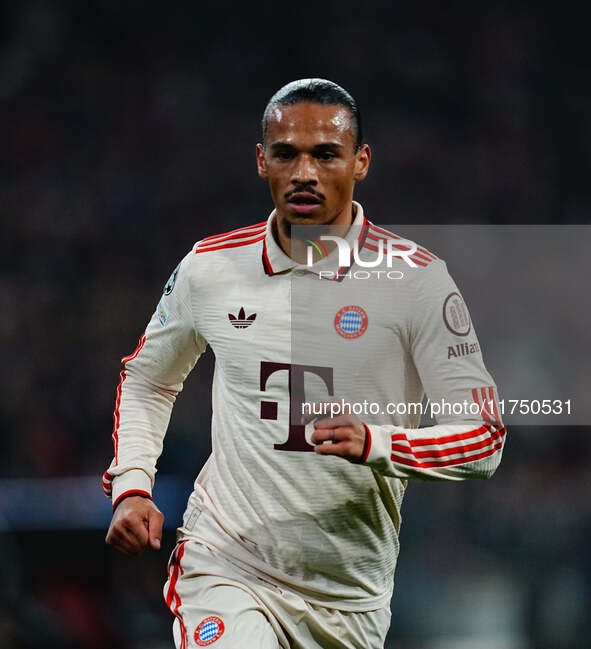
top-left (103, 79), bottom-right (506, 649)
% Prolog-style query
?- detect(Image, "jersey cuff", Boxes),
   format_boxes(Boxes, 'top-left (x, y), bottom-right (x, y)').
top-left (355, 424), bottom-right (372, 463)
top-left (363, 424), bottom-right (401, 474)
top-left (113, 490), bottom-right (152, 511)
top-left (111, 468), bottom-right (153, 505)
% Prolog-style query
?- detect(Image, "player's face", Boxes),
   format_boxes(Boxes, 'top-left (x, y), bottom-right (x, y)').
top-left (256, 102), bottom-right (371, 227)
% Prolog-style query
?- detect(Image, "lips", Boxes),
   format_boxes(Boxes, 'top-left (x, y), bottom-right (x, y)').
top-left (287, 192), bottom-right (323, 214)
top-left (288, 192), bottom-right (322, 205)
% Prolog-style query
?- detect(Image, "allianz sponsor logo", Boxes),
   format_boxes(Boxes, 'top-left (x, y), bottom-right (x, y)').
top-left (448, 341), bottom-right (480, 359)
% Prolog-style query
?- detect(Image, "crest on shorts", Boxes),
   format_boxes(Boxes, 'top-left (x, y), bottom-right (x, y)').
top-left (334, 305), bottom-right (368, 339)
top-left (194, 616), bottom-right (225, 646)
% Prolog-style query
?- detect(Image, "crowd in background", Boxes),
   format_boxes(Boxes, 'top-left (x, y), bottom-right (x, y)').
top-left (1, 2), bottom-right (590, 647)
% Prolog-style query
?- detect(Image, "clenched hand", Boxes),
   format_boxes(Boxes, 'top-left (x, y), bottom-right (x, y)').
top-left (105, 496), bottom-right (164, 556)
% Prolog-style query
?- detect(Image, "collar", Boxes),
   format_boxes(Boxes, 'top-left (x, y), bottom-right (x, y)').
top-left (261, 201), bottom-right (369, 281)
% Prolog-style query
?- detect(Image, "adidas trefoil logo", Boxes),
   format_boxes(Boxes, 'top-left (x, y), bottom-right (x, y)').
top-left (228, 307), bottom-right (257, 329)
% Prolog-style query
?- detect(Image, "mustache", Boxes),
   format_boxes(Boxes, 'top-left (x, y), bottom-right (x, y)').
top-left (285, 187), bottom-right (325, 201)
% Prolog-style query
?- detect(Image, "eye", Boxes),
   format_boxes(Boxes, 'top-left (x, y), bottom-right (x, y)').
top-left (316, 151), bottom-right (336, 161)
top-left (274, 150), bottom-right (295, 160)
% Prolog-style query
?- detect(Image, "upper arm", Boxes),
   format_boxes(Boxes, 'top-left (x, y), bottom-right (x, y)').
top-left (125, 251), bottom-right (208, 391)
top-left (409, 260), bottom-right (502, 428)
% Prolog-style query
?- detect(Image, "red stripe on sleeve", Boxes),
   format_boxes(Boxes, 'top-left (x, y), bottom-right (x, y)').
top-left (368, 224), bottom-right (438, 260)
top-left (197, 225), bottom-right (266, 249)
top-left (112, 333), bottom-right (146, 465)
top-left (101, 471), bottom-right (113, 496)
top-left (392, 436), bottom-right (505, 469)
top-left (389, 389), bottom-right (506, 470)
top-left (478, 386), bottom-right (498, 426)
top-left (363, 243), bottom-right (428, 266)
top-left (413, 251), bottom-right (434, 263)
top-left (392, 427), bottom-right (505, 460)
top-left (391, 424), bottom-right (491, 448)
top-left (365, 233), bottom-right (429, 266)
top-left (368, 223), bottom-right (402, 239)
top-left (391, 422), bottom-right (506, 466)
top-left (199, 221), bottom-right (266, 243)
top-left (195, 233), bottom-right (265, 254)
top-left (489, 387), bottom-right (502, 426)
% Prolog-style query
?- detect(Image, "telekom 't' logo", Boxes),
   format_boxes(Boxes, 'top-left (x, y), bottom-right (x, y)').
top-left (260, 361), bottom-right (333, 452)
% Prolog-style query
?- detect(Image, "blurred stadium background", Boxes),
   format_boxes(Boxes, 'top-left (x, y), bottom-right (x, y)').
top-left (2, 2), bottom-right (590, 648)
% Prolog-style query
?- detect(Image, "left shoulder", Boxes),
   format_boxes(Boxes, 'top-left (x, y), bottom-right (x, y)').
top-left (363, 221), bottom-right (441, 269)
top-left (362, 222), bottom-right (457, 301)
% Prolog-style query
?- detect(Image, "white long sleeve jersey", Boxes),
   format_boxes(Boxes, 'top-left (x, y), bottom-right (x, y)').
top-left (102, 202), bottom-right (506, 611)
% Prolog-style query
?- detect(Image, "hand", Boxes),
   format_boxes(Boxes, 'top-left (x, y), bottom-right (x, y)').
top-left (310, 413), bottom-right (367, 462)
top-left (105, 496), bottom-right (164, 556)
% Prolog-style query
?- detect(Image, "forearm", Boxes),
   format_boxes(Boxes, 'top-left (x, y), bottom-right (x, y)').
top-left (101, 250), bottom-right (208, 506)
top-left (103, 364), bottom-right (178, 504)
top-left (362, 420), bottom-right (506, 481)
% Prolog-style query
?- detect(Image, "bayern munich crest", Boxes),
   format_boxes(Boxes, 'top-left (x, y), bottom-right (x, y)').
top-left (334, 305), bottom-right (368, 339)
top-left (194, 616), bottom-right (225, 646)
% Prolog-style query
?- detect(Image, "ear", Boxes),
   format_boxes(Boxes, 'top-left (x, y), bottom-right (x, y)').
top-left (256, 143), bottom-right (268, 180)
top-left (353, 144), bottom-right (371, 182)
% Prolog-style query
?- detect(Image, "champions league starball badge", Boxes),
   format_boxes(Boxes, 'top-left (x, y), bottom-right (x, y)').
top-left (164, 263), bottom-right (180, 295)
top-left (334, 305), bottom-right (368, 339)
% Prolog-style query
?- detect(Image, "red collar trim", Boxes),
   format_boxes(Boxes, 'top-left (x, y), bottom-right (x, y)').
top-left (262, 238), bottom-right (274, 275)
top-left (261, 204), bottom-right (367, 278)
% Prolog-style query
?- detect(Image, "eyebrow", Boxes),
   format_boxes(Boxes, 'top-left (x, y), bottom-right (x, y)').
top-left (269, 142), bottom-right (345, 151)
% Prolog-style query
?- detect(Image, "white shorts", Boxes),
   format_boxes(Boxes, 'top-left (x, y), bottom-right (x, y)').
top-left (163, 539), bottom-right (390, 649)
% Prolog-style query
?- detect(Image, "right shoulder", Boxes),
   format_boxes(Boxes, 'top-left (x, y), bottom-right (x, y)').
top-left (192, 221), bottom-right (267, 255)
top-left (179, 221), bottom-right (268, 288)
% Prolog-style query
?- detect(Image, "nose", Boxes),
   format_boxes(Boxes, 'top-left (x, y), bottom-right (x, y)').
top-left (291, 154), bottom-right (318, 186)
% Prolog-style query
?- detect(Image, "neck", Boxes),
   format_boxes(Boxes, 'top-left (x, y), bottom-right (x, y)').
top-left (274, 202), bottom-right (356, 264)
